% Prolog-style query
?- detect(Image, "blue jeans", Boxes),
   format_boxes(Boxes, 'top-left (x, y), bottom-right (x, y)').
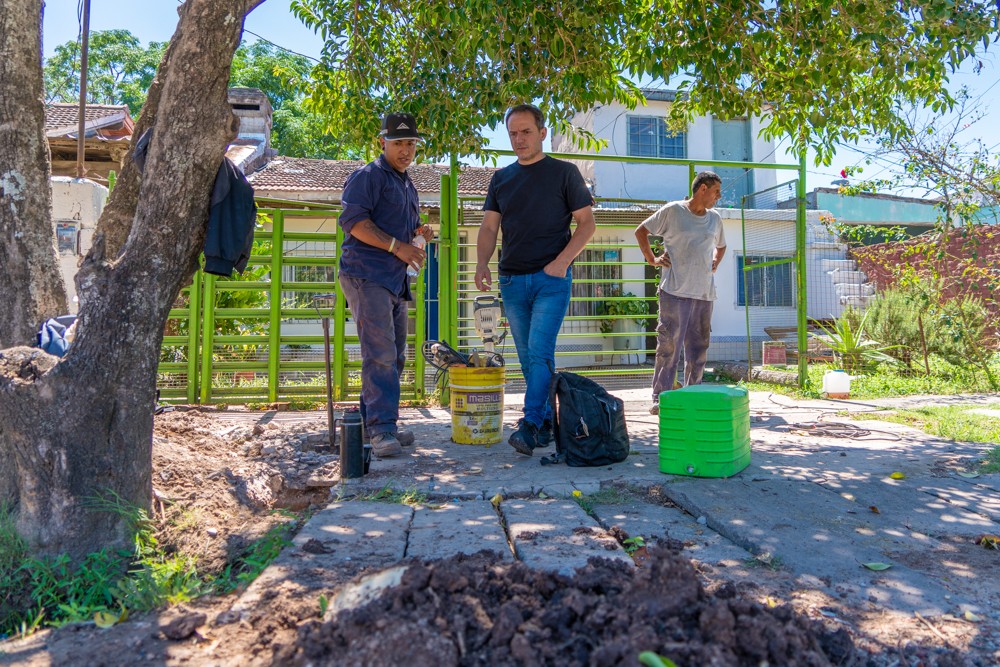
top-left (499, 269), bottom-right (572, 427)
top-left (339, 275), bottom-right (408, 437)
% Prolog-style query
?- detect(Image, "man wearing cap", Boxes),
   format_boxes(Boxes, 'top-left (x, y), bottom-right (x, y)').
top-left (474, 104), bottom-right (596, 455)
top-left (338, 112), bottom-right (434, 457)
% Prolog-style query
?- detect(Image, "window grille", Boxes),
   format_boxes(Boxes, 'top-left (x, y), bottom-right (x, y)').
top-left (627, 116), bottom-right (687, 159)
top-left (738, 254), bottom-right (795, 307)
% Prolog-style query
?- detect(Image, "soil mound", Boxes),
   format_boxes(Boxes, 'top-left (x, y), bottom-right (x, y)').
top-left (280, 546), bottom-right (861, 667)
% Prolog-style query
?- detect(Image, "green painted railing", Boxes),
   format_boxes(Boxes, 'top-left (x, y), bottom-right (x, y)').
top-left (157, 201), bottom-right (427, 404)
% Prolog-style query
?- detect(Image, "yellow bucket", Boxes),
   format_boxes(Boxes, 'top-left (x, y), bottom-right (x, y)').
top-left (449, 366), bottom-right (505, 445)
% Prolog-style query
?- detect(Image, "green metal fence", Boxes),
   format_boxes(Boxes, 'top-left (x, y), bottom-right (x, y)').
top-left (437, 150), bottom-right (809, 390)
top-left (157, 198), bottom-right (427, 404)
top-left (159, 150), bottom-right (809, 403)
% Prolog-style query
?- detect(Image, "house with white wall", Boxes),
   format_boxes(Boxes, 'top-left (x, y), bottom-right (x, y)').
top-left (551, 89), bottom-right (779, 207)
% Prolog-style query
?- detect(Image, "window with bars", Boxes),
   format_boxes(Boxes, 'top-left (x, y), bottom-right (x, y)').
top-left (737, 255), bottom-right (795, 307)
top-left (571, 241), bottom-right (622, 319)
top-left (281, 240), bottom-right (337, 317)
top-left (627, 115), bottom-right (687, 159)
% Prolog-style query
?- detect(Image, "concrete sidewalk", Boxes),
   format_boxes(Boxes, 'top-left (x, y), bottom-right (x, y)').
top-left (233, 389), bottom-right (1000, 649)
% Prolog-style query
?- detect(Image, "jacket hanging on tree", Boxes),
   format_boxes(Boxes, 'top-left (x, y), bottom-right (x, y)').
top-left (133, 129), bottom-right (257, 276)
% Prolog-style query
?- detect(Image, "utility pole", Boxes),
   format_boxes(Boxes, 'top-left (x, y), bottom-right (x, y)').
top-left (75, 0), bottom-right (91, 179)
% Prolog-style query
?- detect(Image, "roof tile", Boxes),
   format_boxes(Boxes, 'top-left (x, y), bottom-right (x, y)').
top-left (247, 156), bottom-right (495, 196)
top-left (44, 103), bottom-right (130, 132)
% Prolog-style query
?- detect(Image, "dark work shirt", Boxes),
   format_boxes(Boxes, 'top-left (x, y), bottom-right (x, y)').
top-left (339, 155), bottom-right (420, 299)
top-left (483, 155), bottom-right (593, 275)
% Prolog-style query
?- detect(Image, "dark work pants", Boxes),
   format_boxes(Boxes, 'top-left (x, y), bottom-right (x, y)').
top-left (651, 290), bottom-right (713, 400)
top-left (339, 275), bottom-right (408, 437)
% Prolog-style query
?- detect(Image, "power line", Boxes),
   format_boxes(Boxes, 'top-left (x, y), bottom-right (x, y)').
top-left (242, 29), bottom-right (320, 63)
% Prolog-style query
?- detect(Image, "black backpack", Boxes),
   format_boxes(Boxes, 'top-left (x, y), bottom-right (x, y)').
top-left (542, 372), bottom-right (630, 467)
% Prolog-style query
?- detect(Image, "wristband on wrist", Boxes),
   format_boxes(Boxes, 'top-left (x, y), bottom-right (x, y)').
top-left (388, 238), bottom-right (397, 254)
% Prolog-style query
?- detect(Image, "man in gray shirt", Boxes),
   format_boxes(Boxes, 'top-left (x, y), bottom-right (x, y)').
top-left (635, 171), bottom-right (727, 414)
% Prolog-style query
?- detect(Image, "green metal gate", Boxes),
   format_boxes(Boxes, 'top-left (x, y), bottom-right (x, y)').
top-left (157, 198), bottom-right (427, 404)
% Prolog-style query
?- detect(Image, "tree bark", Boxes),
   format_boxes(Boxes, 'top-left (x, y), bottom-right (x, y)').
top-left (717, 362), bottom-right (798, 386)
top-left (0, 0), bottom-right (265, 560)
top-left (0, 1), bottom-right (68, 348)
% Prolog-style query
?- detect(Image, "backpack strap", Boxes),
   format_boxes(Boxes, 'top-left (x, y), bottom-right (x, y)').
top-left (549, 371), bottom-right (563, 455)
top-left (540, 372), bottom-right (565, 465)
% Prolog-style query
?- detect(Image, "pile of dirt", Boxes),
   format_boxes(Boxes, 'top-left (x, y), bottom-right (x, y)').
top-left (278, 546), bottom-right (864, 667)
top-left (151, 410), bottom-right (337, 573)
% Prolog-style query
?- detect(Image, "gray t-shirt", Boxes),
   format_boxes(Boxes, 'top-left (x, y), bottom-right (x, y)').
top-left (641, 201), bottom-right (727, 301)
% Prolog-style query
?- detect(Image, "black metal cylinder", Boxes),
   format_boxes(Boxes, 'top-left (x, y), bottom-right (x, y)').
top-left (339, 410), bottom-right (365, 479)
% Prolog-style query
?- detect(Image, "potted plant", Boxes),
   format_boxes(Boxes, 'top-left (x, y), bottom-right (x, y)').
top-left (599, 288), bottom-right (650, 352)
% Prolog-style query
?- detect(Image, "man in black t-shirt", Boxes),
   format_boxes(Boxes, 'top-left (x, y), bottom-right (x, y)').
top-left (475, 104), bottom-right (596, 455)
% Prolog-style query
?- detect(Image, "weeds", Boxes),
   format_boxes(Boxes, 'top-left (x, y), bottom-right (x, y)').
top-left (622, 536), bottom-right (646, 555)
top-left (355, 485), bottom-right (428, 506)
top-left (0, 496), bottom-right (298, 639)
top-left (638, 652), bottom-right (679, 667)
top-left (572, 487), bottom-right (634, 514)
top-left (216, 523), bottom-right (294, 594)
top-left (744, 553), bottom-right (783, 571)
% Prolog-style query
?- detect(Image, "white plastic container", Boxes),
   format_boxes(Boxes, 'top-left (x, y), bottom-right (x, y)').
top-left (822, 370), bottom-right (852, 399)
top-left (406, 235), bottom-right (426, 277)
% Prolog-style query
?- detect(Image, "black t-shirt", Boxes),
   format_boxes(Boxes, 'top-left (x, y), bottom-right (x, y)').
top-left (483, 155), bottom-right (593, 275)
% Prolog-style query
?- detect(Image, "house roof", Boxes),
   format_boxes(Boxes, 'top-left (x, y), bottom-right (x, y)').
top-left (639, 88), bottom-right (681, 103)
top-left (248, 157), bottom-right (496, 196)
top-left (44, 103), bottom-right (134, 139)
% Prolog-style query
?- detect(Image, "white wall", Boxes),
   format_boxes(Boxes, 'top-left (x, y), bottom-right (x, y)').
top-left (50, 177), bottom-right (108, 313)
top-left (553, 99), bottom-right (780, 203)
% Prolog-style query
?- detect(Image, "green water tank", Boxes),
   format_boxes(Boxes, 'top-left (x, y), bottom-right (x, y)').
top-left (658, 384), bottom-right (751, 478)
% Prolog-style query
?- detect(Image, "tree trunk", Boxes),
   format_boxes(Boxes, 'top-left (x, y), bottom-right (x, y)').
top-left (717, 362), bottom-right (798, 386)
top-left (0, 1), bottom-right (68, 348)
top-left (0, 0), bottom-right (265, 560)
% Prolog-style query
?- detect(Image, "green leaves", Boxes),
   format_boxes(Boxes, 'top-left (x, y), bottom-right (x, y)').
top-left (43, 30), bottom-right (165, 115)
top-left (292, 0), bottom-right (996, 163)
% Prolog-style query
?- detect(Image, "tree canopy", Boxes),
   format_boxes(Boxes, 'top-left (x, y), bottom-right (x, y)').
top-left (292, 0), bottom-right (998, 163)
top-left (44, 29), bottom-right (165, 115)
top-left (43, 32), bottom-right (360, 159)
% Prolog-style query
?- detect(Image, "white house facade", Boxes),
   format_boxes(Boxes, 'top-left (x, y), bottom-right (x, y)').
top-left (551, 89), bottom-right (778, 208)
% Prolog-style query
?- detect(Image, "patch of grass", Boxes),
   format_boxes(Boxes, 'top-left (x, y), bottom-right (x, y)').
top-left (215, 522), bottom-right (294, 594)
top-left (744, 553), bottom-right (783, 570)
top-left (742, 356), bottom-right (1000, 400)
top-left (982, 448), bottom-right (1000, 474)
top-left (354, 485), bottom-right (428, 506)
top-left (859, 405), bottom-right (1000, 444)
top-left (573, 486), bottom-right (634, 514)
top-left (0, 496), bottom-right (300, 639)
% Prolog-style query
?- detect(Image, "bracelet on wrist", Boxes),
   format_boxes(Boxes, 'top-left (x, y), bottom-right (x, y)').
top-left (388, 238), bottom-right (397, 254)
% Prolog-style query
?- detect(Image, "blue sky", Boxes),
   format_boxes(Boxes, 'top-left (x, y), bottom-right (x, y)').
top-left (42, 0), bottom-right (1000, 193)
